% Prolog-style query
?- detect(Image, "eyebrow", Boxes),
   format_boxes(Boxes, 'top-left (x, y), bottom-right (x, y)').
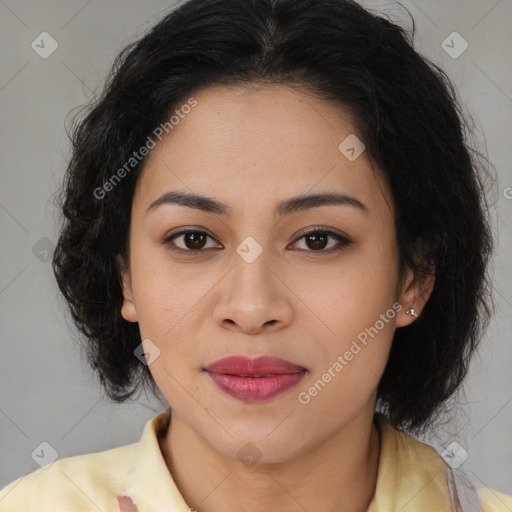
top-left (147, 190), bottom-right (368, 217)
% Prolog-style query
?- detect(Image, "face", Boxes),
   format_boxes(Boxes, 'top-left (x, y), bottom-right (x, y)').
top-left (119, 84), bottom-right (428, 463)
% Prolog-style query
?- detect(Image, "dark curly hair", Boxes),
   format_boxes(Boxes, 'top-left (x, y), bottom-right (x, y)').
top-left (52, 0), bottom-right (494, 434)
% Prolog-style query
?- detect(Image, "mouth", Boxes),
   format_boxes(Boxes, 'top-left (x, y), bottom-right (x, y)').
top-left (203, 355), bottom-right (307, 402)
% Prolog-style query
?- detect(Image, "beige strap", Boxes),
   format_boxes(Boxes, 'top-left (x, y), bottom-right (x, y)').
top-left (446, 466), bottom-right (485, 512)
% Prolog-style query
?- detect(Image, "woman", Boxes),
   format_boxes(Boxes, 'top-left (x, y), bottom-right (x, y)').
top-left (1, 0), bottom-right (510, 510)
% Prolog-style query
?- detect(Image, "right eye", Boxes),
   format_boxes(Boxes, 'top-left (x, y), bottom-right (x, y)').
top-left (163, 229), bottom-right (222, 255)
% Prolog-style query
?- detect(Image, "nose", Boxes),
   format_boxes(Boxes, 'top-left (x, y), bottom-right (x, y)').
top-left (212, 254), bottom-right (294, 335)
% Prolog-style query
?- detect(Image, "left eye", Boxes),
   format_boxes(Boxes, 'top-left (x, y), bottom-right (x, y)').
top-left (163, 228), bottom-right (351, 255)
top-left (291, 228), bottom-right (352, 253)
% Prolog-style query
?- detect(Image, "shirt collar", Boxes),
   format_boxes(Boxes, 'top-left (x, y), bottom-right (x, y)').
top-left (132, 408), bottom-right (191, 512)
top-left (131, 409), bottom-right (452, 512)
top-left (368, 412), bottom-right (451, 511)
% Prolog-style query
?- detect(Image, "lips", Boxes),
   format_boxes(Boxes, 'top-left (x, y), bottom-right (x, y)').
top-left (204, 355), bottom-right (306, 376)
top-left (204, 355), bottom-right (307, 402)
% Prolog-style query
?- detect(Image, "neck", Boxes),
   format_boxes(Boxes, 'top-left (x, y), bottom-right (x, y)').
top-left (159, 405), bottom-right (381, 512)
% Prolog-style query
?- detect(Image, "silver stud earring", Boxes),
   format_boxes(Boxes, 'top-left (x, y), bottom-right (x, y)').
top-left (406, 308), bottom-right (417, 318)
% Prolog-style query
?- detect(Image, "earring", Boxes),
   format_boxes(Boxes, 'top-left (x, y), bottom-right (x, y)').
top-left (406, 308), bottom-right (418, 318)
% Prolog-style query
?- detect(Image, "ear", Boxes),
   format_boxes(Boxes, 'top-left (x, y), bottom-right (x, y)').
top-left (395, 265), bottom-right (435, 328)
top-left (116, 255), bottom-right (139, 323)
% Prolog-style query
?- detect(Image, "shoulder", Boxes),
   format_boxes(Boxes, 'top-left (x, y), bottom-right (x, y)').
top-left (477, 486), bottom-right (512, 512)
top-left (373, 414), bottom-right (512, 511)
top-left (0, 442), bottom-right (137, 512)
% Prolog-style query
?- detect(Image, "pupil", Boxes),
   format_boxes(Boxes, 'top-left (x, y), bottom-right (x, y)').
top-left (186, 232), bottom-right (206, 250)
top-left (308, 233), bottom-right (327, 250)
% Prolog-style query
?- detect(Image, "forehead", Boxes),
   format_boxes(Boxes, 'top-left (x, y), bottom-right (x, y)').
top-left (133, 84), bottom-right (391, 218)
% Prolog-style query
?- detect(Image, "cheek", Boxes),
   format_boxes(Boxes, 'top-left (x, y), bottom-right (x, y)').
top-left (128, 251), bottom-right (221, 393)
top-left (134, 282), bottom-right (206, 353)
top-left (301, 245), bottom-right (399, 343)
top-left (130, 262), bottom-right (204, 401)
top-left (295, 282), bottom-right (397, 434)
top-left (129, 240), bottom-right (203, 335)
top-left (295, 240), bottom-right (399, 393)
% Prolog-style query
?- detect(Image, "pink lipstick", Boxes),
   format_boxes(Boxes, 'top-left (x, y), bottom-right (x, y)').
top-left (204, 355), bottom-right (307, 402)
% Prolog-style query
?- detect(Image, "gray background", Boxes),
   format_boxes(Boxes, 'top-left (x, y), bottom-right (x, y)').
top-left (1, 0), bottom-right (511, 498)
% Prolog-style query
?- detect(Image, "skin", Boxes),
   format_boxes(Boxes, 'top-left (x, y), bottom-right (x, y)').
top-left (118, 84), bottom-right (435, 512)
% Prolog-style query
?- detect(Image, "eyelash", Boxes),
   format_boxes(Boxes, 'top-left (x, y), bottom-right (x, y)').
top-left (163, 227), bottom-right (352, 257)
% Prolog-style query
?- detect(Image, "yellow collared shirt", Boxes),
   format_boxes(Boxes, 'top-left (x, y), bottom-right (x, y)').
top-left (1, 410), bottom-right (510, 512)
